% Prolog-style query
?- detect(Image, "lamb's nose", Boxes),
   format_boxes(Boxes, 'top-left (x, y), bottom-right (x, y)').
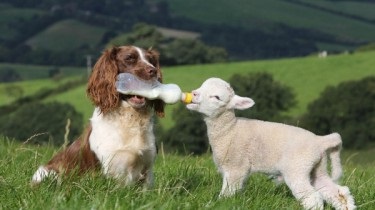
top-left (192, 91), bottom-right (199, 98)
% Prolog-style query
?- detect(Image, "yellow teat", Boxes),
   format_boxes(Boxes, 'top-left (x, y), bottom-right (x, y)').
top-left (183, 92), bottom-right (193, 104)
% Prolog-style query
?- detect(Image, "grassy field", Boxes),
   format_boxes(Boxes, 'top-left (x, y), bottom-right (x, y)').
top-left (0, 63), bottom-right (86, 80)
top-left (165, 0), bottom-right (375, 43)
top-left (0, 138), bottom-right (374, 209)
top-left (297, 0), bottom-right (375, 20)
top-left (0, 76), bottom-right (84, 105)
top-left (2, 1), bottom-right (375, 57)
top-left (0, 4), bottom-right (45, 40)
top-left (26, 19), bottom-right (107, 52)
top-left (1, 51), bottom-right (374, 129)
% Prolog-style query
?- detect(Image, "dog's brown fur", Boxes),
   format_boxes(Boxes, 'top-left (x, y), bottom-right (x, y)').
top-left (32, 46), bottom-right (164, 185)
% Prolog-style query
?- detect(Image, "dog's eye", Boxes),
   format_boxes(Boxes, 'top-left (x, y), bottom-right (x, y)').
top-left (148, 57), bottom-right (157, 66)
top-left (125, 54), bottom-right (137, 62)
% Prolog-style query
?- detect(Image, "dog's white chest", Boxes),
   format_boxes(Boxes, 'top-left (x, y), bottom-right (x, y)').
top-left (89, 107), bottom-right (155, 176)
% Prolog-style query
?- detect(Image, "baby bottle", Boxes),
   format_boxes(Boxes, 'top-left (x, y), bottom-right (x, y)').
top-left (116, 73), bottom-right (192, 104)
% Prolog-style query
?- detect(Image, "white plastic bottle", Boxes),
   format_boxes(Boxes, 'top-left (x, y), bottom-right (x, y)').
top-left (116, 73), bottom-right (192, 104)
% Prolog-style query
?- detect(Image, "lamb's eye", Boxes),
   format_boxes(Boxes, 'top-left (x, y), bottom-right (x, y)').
top-left (211, 95), bottom-right (221, 100)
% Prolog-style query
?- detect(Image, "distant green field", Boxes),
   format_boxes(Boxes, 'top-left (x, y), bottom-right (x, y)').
top-left (45, 85), bottom-right (94, 124)
top-left (0, 62), bottom-right (86, 105)
top-left (0, 63), bottom-right (87, 79)
top-left (165, 0), bottom-right (375, 43)
top-left (0, 4), bottom-right (45, 40)
top-left (26, 19), bottom-right (107, 51)
top-left (298, 0), bottom-right (375, 21)
top-left (0, 77), bottom-right (83, 105)
top-left (3, 50), bottom-right (372, 129)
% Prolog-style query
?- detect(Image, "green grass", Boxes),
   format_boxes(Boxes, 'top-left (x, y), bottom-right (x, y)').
top-left (26, 19), bottom-right (107, 52)
top-left (0, 138), bottom-right (374, 209)
top-left (165, 0), bottom-right (375, 43)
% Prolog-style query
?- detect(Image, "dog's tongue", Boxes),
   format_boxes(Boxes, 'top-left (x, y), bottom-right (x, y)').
top-left (129, 95), bottom-right (145, 104)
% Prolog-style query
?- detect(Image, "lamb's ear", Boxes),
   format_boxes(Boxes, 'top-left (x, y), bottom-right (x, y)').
top-left (227, 95), bottom-right (255, 110)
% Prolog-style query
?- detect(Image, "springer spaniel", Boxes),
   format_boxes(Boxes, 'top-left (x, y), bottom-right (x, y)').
top-left (32, 46), bottom-right (164, 187)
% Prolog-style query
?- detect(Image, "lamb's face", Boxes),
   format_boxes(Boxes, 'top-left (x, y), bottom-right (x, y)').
top-left (187, 78), bottom-right (255, 117)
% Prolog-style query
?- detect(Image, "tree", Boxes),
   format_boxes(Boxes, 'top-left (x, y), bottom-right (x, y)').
top-left (108, 23), bottom-right (228, 65)
top-left (229, 72), bottom-right (296, 122)
top-left (163, 72), bottom-right (296, 155)
top-left (108, 23), bottom-right (165, 50)
top-left (0, 102), bottom-right (83, 145)
top-left (163, 39), bottom-right (227, 65)
top-left (301, 76), bottom-right (375, 149)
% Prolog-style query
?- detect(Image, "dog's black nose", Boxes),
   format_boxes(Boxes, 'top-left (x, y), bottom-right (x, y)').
top-left (148, 67), bottom-right (157, 77)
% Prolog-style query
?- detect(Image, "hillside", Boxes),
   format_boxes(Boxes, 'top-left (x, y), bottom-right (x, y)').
top-left (1, 51), bottom-right (374, 129)
top-left (1, 0), bottom-right (375, 65)
top-left (26, 19), bottom-right (107, 52)
top-left (166, 0), bottom-right (375, 50)
top-left (0, 5), bottom-right (46, 41)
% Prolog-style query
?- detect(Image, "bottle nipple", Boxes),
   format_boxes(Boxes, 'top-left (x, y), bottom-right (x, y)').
top-left (182, 92), bottom-right (193, 104)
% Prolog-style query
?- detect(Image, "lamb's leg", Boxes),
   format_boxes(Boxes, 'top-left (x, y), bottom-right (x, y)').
top-left (311, 154), bottom-right (356, 210)
top-left (282, 170), bottom-right (323, 210)
top-left (219, 170), bottom-right (248, 197)
top-left (313, 172), bottom-right (356, 210)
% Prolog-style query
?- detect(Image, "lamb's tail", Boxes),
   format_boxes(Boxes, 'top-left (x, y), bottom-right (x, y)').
top-left (319, 132), bottom-right (343, 182)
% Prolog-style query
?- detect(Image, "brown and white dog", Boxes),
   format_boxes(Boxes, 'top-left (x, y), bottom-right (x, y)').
top-left (31, 46), bottom-right (165, 187)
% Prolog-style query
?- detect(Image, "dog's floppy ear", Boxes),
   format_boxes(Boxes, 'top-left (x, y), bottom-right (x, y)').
top-left (148, 48), bottom-right (165, 117)
top-left (153, 99), bottom-right (165, 118)
top-left (87, 47), bottom-right (120, 114)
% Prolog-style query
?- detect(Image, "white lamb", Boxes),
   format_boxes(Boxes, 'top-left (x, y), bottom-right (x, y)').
top-left (186, 78), bottom-right (356, 210)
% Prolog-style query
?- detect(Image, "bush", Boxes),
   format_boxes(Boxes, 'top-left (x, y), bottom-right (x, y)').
top-left (163, 39), bottom-right (227, 65)
top-left (0, 67), bottom-right (21, 82)
top-left (0, 102), bottom-right (83, 145)
top-left (108, 23), bottom-right (228, 66)
top-left (229, 72), bottom-right (296, 122)
top-left (301, 76), bottom-right (375, 149)
top-left (162, 104), bottom-right (208, 155)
